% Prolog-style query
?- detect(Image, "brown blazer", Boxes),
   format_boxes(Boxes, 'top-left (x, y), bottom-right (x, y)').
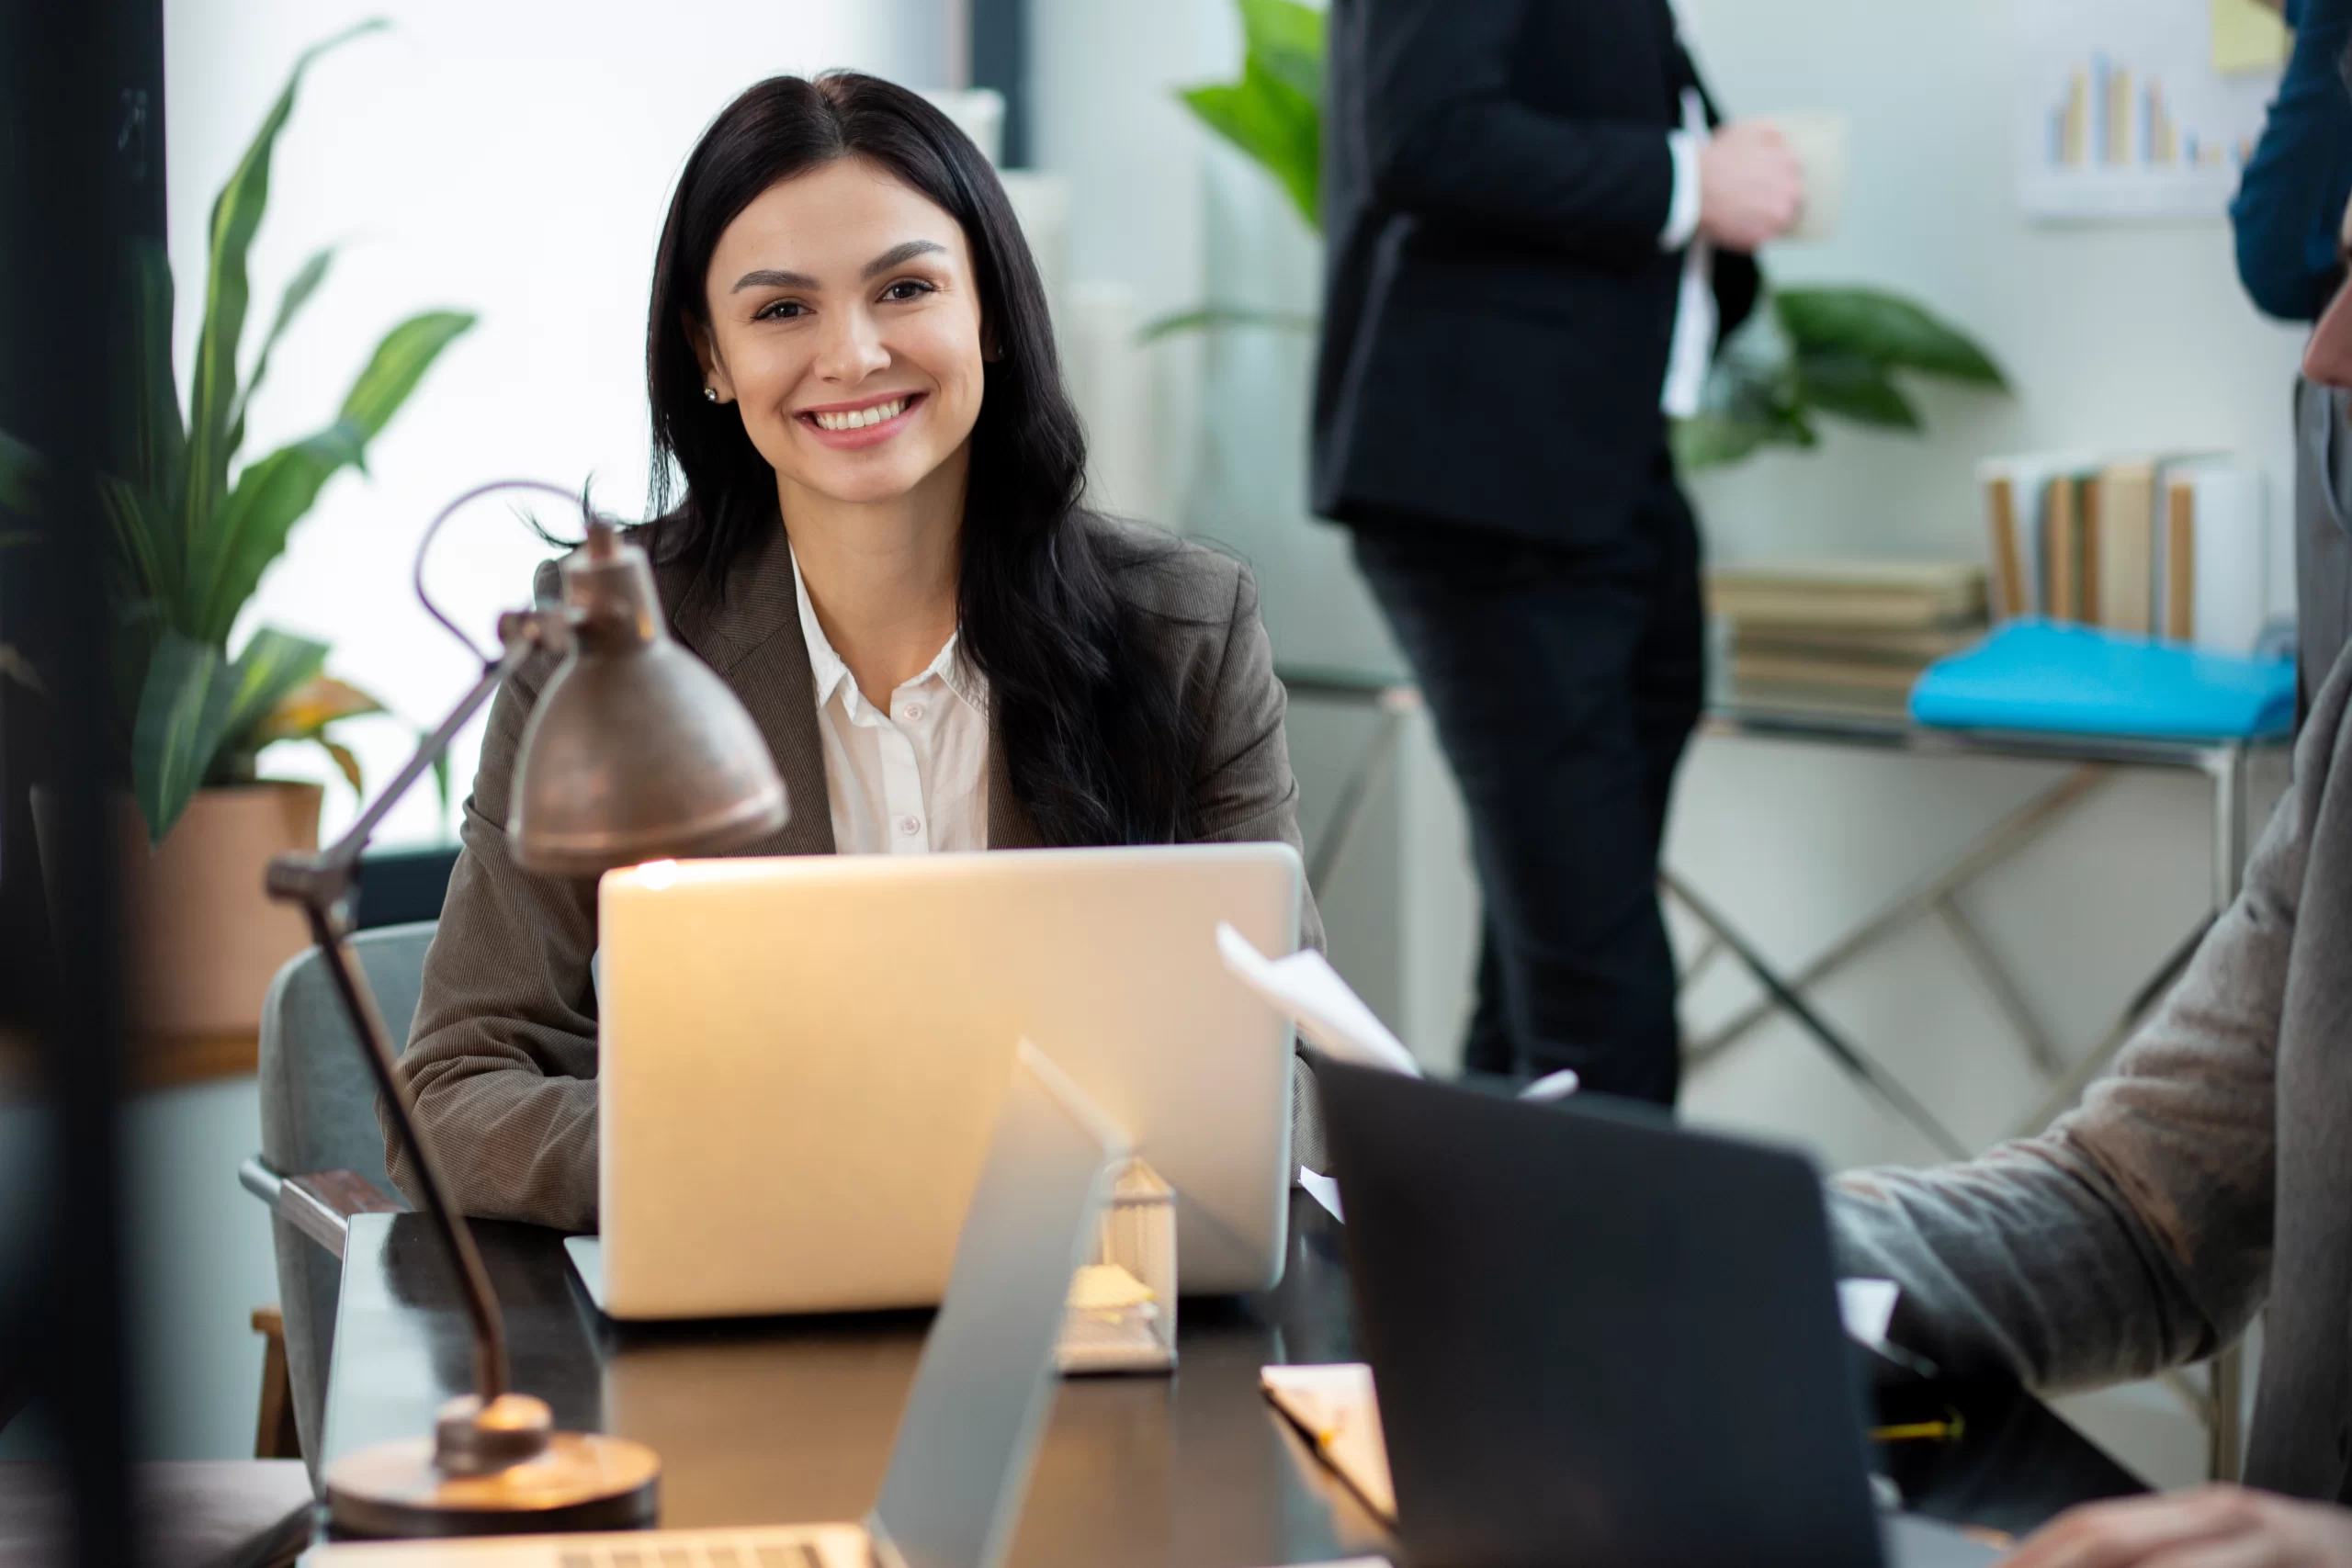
top-left (387, 516), bottom-right (1327, 1233)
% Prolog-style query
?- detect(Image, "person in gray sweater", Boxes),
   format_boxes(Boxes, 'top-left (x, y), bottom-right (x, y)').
top-left (1832, 302), bottom-right (2352, 1562)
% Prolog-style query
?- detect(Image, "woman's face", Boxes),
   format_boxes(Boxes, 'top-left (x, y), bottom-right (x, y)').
top-left (695, 157), bottom-right (986, 511)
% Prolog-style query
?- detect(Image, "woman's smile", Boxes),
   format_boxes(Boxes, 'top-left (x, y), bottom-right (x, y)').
top-left (797, 389), bottom-right (925, 448)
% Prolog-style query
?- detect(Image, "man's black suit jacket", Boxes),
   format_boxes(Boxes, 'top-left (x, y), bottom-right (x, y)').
top-left (1311, 0), bottom-right (1760, 545)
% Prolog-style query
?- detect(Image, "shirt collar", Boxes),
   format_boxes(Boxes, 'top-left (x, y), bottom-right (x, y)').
top-left (788, 543), bottom-right (986, 716)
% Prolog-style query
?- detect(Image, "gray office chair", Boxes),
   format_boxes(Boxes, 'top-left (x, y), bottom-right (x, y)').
top-left (239, 921), bottom-right (434, 1477)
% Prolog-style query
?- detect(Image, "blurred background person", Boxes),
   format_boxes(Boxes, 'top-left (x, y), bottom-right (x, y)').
top-left (2234, 0), bottom-right (2352, 324)
top-left (1310, 0), bottom-right (1802, 1102)
top-left (2236, 0), bottom-right (2352, 714)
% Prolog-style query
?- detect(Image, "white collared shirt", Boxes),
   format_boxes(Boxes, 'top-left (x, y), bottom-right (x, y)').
top-left (792, 547), bottom-right (990, 854)
top-left (1658, 87), bottom-right (1718, 420)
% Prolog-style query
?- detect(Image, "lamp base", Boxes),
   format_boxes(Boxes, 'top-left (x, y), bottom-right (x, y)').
top-left (324, 1431), bottom-right (661, 1538)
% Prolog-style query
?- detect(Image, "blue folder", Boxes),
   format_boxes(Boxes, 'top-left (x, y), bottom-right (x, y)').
top-left (1908, 621), bottom-right (2295, 741)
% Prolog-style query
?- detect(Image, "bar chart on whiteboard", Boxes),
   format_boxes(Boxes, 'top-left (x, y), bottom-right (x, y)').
top-left (2017, 0), bottom-right (2286, 220)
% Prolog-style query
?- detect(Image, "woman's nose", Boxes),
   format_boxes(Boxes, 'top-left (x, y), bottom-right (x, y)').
top-left (813, 308), bottom-right (889, 383)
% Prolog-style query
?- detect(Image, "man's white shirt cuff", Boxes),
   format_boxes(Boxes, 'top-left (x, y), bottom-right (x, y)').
top-left (1661, 130), bottom-right (1703, 252)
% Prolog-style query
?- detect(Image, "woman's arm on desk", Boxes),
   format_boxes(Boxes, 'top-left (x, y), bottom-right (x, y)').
top-left (386, 595), bottom-right (605, 1235)
top-left (1826, 671), bottom-right (2338, 1388)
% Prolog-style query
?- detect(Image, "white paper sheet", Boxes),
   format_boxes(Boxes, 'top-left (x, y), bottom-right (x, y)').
top-left (1216, 922), bottom-right (1422, 1077)
top-left (1260, 1362), bottom-right (1397, 1520)
top-left (1838, 1277), bottom-right (1900, 1348)
top-left (1297, 1167), bottom-right (1345, 1222)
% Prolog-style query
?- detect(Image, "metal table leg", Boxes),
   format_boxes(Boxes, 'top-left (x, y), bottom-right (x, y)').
top-left (1301, 685), bottom-right (1419, 897)
top-left (1661, 873), bottom-right (1970, 1159)
top-left (1682, 768), bottom-right (2107, 1072)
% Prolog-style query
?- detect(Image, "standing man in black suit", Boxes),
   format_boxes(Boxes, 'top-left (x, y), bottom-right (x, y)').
top-left (1313, 0), bottom-right (1802, 1103)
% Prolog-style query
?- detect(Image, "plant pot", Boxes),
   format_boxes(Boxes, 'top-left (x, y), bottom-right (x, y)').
top-left (37, 781), bottom-right (324, 1047)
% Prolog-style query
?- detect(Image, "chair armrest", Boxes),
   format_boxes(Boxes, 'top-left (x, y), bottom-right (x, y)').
top-left (238, 1156), bottom-right (402, 1260)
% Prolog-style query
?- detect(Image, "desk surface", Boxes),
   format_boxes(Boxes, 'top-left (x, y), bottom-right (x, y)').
top-left (323, 1194), bottom-right (2141, 1562)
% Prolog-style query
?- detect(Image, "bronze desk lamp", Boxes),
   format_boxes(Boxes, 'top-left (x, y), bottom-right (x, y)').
top-left (264, 480), bottom-right (787, 1536)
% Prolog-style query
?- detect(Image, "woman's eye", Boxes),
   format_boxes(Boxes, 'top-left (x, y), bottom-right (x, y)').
top-left (755, 299), bottom-right (806, 321)
top-left (880, 279), bottom-right (934, 303)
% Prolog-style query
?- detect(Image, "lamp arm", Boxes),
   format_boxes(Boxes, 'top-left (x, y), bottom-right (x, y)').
top-left (266, 615), bottom-right (552, 1404)
top-left (315, 616), bottom-right (547, 877)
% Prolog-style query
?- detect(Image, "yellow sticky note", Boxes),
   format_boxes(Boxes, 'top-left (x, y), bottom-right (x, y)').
top-left (2212, 0), bottom-right (2290, 75)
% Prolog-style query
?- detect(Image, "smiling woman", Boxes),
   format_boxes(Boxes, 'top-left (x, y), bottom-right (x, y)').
top-left (386, 72), bottom-right (1328, 1231)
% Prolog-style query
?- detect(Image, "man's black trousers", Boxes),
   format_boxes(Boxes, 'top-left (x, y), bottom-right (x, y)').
top-left (1348, 455), bottom-right (1702, 1105)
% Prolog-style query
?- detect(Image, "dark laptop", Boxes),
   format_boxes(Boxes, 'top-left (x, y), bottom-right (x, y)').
top-left (1315, 1058), bottom-right (1999, 1568)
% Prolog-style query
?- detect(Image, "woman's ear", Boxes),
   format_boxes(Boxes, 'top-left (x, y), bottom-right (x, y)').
top-left (688, 315), bottom-right (737, 403)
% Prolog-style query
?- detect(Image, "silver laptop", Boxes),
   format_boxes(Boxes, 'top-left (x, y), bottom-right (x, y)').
top-left (302, 1042), bottom-right (1128, 1568)
top-left (574, 844), bottom-right (1303, 1319)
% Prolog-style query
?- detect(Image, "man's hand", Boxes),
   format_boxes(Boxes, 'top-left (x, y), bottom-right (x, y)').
top-left (1697, 120), bottom-right (1804, 252)
top-left (2003, 1484), bottom-right (2352, 1567)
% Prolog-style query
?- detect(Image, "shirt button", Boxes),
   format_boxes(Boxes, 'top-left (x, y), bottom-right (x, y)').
top-left (898, 815), bottom-right (922, 837)
top-left (900, 703), bottom-right (924, 722)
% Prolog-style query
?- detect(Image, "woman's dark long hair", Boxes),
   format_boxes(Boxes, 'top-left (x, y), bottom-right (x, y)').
top-left (645, 72), bottom-right (1199, 846)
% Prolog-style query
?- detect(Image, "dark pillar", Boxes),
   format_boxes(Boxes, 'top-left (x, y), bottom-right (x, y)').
top-left (971, 0), bottom-right (1031, 167)
top-left (0, 0), bottom-right (162, 1560)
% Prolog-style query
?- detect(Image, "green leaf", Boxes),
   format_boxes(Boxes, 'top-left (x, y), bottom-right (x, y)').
top-left (1181, 55), bottom-right (1322, 230)
top-left (1136, 302), bottom-right (1320, 343)
top-left (188, 308), bottom-right (470, 643)
top-left (1238, 0), bottom-right (1325, 105)
top-left (320, 738), bottom-right (365, 796)
top-left (218, 626), bottom-right (330, 758)
top-left (182, 18), bottom-right (388, 592)
top-left (1796, 350), bottom-right (1923, 430)
top-left (1774, 288), bottom-right (2007, 388)
top-left (338, 309), bottom-right (476, 448)
top-left (189, 418), bottom-right (366, 645)
top-left (132, 632), bottom-right (237, 840)
top-left (226, 244), bottom-right (335, 462)
top-left (0, 428), bottom-right (44, 516)
top-left (1672, 413), bottom-right (1779, 471)
top-left (251, 673), bottom-right (387, 744)
top-left (116, 242), bottom-right (187, 549)
top-left (97, 474), bottom-right (168, 609)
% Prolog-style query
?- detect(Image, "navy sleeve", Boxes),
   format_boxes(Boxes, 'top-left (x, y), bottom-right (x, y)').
top-left (2232, 0), bottom-right (2352, 322)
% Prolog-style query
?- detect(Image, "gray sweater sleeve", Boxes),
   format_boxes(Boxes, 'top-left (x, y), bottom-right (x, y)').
top-left (1826, 679), bottom-right (2332, 1391)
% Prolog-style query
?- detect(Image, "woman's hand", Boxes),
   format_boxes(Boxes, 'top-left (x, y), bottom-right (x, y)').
top-left (2003, 1485), bottom-right (2352, 1567)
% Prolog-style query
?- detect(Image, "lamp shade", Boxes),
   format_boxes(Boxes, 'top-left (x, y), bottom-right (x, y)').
top-left (508, 525), bottom-right (786, 876)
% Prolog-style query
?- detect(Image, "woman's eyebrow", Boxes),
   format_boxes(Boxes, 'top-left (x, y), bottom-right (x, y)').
top-left (861, 239), bottom-right (945, 278)
top-left (729, 242), bottom-right (944, 294)
top-left (732, 266), bottom-right (819, 292)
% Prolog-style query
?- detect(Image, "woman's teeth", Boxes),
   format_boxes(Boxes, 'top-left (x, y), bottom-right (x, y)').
top-left (810, 398), bottom-right (907, 432)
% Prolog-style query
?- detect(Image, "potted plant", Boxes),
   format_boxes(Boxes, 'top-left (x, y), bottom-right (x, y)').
top-left (2, 20), bottom-right (473, 1055)
top-left (1152, 0), bottom-right (2011, 461)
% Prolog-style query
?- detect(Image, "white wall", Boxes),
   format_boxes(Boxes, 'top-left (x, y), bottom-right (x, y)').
top-left (141, 0), bottom-right (949, 1461)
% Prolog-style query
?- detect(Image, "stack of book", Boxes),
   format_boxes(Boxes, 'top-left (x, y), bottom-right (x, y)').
top-left (1707, 560), bottom-right (1990, 716)
top-left (1978, 453), bottom-right (2269, 653)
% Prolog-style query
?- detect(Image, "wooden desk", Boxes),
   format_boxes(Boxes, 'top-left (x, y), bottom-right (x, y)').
top-left (322, 1194), bottom-right (2141, 1560)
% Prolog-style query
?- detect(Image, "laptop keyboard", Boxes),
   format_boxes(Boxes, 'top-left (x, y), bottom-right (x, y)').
top-left (560, 1541), bottom-right (824, 1568)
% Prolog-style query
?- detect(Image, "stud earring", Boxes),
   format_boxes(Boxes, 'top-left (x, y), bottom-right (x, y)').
top-left (703, 386), bottom-right (718, 403)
